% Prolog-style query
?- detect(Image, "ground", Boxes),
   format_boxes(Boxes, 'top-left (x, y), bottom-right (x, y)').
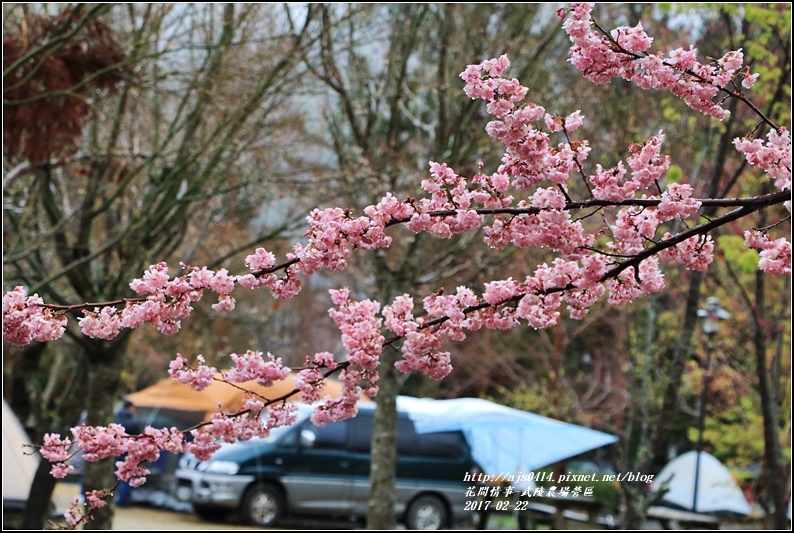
top-left (51, 481), bottom-right (261, 530)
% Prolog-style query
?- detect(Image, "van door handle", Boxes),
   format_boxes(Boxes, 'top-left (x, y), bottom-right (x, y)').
top-left (274, 457), bottom-right (284, 465)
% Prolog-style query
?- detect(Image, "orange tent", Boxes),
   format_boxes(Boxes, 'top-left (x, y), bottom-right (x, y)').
top-left (127, 373), bottom-right (368, 429)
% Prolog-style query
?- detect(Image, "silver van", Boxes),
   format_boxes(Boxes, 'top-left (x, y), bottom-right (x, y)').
top-left (174, 403), bottom-right (478, 529)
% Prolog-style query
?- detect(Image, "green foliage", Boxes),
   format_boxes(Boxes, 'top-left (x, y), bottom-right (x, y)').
top-left (665, 164), bottom-right (684, 184)
top-left (492, 379), bottom-right (577, 420)
top-left (689, 395), bottom-right (765, 467)
top-left (718, 235), bottom-right (760, 275)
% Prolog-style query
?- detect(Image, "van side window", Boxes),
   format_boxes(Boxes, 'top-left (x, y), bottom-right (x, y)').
top-left (396, 417), bottom-right (420, 454)
top-left (312, 419), bottom-right (349, 450)
top-left (349, 415), bottom-right (373, 452)
top-left (350, 414), bottom-right (422, 454)
top-left (416, 431), bottom-right (466, 458)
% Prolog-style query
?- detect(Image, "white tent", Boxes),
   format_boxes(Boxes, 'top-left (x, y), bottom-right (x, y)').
top-left (397, 396), bottom-right (618, 477)
top-left (650, 451), bottom-right (751, 515)
top-left (3, 399), bottom-right (37, 508)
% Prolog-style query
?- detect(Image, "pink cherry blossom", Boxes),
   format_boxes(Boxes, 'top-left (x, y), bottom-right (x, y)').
top-left (295, 367), bottom-right (326, 404)
top-left (742, 70), bottom-right (759, 89)
top-left (383, 295), bottom-right (418, 337)
top-left (483, 278), bottom-right (521, 306)
top-left (129, 262), bottom-right (170, 294)
top-left (40, 433), bottom-right (73, 463)
top-left (169, 354), bottom-right (217, 391)
top-left (659, 234), bottom-right (715, 271)
top-left (560, 3), bottom-right (755, 121)
top-left (245, 247), bottom-right (277, 271)
top-left (734, 128), bottom-right (792, 191)
top-left (2, 286), bottom-right (67, 346)
top-left (224, 350), bottom-right (290, 386)
top-left (84, 490), bottom-right (110, 510)
top-left (606, 258), bottom-right (665, 306)
top-left (328, 289), bottom-right (384, 373)
top-left (78, 307), bottom-right (122, 340)
top-left (564, 110), bottom-right (585, 131)
top-left (627, 134), bottom-right (669, 189)
top-left (657, 183), bottom-right (701, 221)
top-left (744, 231), bottom-right (792, 275)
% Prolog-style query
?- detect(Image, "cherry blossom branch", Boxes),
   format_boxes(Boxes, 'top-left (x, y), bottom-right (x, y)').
top-left (32, 191), bottom-right (786, 303)
top-left (41, 297), bottom-right (147, 313)
top-left (386, 190), bottom-right (788, 333)
top-left (562, 125), bottom-right (593, 196)
top-left (589, 16), bottom-right (779, 131)
top-left (561, 3), bottom-right (781, 130)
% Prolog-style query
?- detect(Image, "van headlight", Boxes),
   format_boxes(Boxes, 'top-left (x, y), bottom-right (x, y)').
top-left (198, 460), bottom-right (240, 475)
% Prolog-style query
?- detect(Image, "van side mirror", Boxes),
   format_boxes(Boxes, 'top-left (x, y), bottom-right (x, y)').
top-left (299, 429), bottom-right (316, 449)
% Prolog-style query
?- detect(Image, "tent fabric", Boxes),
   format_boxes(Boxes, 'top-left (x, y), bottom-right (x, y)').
top-left (127, 373), bottom-right (368, 425)
top-left (3, 399), bottom-right (38, 505)
top-left (650, 451), bottom-right (751, 515)
top-left (396, 396), bottom-right (619, 476)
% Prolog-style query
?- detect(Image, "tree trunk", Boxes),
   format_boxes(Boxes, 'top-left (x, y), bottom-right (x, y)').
top-left (367, 347), bottom-right (400, 529)
top-left (753, 270), bottom-right (787, 530)
top-left (20, 350), bottom-right (88, 529)
top-left (82, 340), bottom-right (128, 530)
top-left (649, 271), bottom-right (704, 464)
top-left (618, 298), bottom-right (657, 530)
top-left (21, 455), bottom-right (61, 529)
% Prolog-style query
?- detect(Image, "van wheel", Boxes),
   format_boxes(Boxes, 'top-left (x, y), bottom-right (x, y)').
top-left (242, 483), bottom-right (284, 527)
top-left (405, 494), bottom-right (448, 530)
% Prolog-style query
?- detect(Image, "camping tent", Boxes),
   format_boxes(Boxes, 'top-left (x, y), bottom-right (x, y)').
top-left (3, 399), bottom-right (38, 510)
top-left (397, 396), bottom-right (619, 477)
top-left (650, 451), bottom-right (751, 515)
top-left (127, 374), bottom-right (368, 429)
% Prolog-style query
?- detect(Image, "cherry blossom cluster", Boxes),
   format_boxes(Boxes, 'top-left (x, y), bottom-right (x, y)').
top-left (559, 3), bottom-right (757, 120)
top-left (385, 291), bottom-right (458, 380)
top-left (224, 350), bottom-right (292, 387)
top-left (591, 134), bottom-right (670, 201)
top-left (61, 488), bottom-right (114, 528)
top-left (403, 162), bottom-right (486, 237)
top-left (734, 127), bottom-right (792, 193)
top-left (295, 352), bottom-right (342, 405)
top-left (462, 55), bottom-right (590, 191)
top-left (459, 54), bottom-right (715, 279)
top-left (51, 261), bottom-right (243, 345)
top-left (326, 288), bottom-right (383, 401)
top-left (168, 354), bottom-right (216, 390)
top-left (744, 230), bottom-right (792, 275)
top-left (37, 373), bottom-right (302, 504)
top-left (2, 286), bottom-right (66, 346)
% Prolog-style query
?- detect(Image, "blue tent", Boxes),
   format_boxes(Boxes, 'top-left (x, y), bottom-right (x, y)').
top-left (397, 396), bottom-right (618, 477)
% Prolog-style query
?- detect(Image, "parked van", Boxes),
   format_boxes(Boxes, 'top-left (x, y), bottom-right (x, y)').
top-left (174, 403), bottom-right (478, 529)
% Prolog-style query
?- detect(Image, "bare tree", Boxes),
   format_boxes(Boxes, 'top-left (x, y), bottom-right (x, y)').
top-left (299, 4), bottom-right (568, 528)
top-left (3, 4), bottom-right (319, 528)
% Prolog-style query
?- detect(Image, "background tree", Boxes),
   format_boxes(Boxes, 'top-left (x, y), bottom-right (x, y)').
top-left (299, 4), bottom-right (572, 527)
top-left (3, 3), bottom-right (319, 528)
